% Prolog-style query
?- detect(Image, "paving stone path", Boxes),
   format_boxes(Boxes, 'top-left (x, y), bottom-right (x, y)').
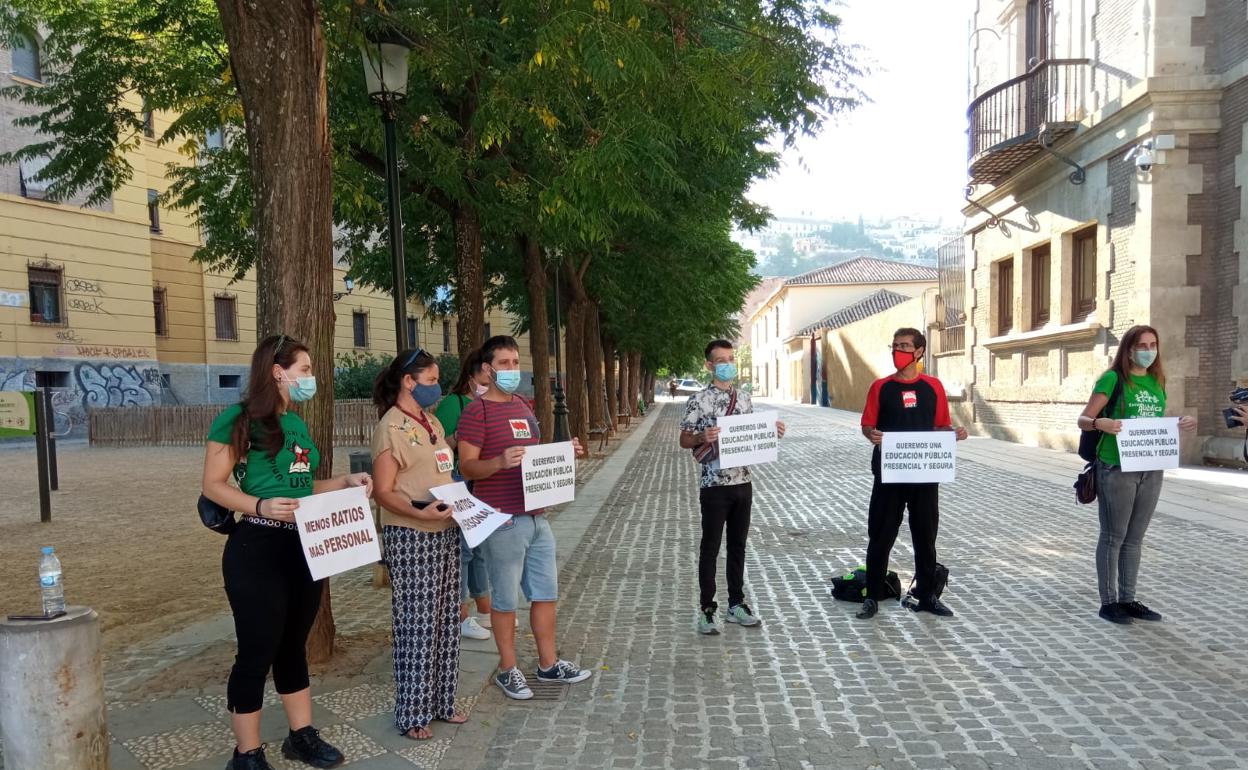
top-left (440, 403), bottom-right (1248, 770)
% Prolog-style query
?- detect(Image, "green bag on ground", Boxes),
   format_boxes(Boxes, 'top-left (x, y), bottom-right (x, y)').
top-left (829, 565), bottom-right (902, 603)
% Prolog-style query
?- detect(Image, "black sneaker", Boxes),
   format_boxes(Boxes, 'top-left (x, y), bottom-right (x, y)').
top-left (1099, 603), bottom-right (1134, 625)
top-left (915, 596), bottom-right (955, 617)
top-left (1119, 601), bottom-right (1162, 622)
top-left (281, 726), bottom-right (344, 769)
top-left (856, 598), bottom-right (879, 620)
top-left (226, 746), bottom-right (275, 770)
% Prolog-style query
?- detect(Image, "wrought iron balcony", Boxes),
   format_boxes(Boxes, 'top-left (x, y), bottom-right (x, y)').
top-left (967, 59), bottom-right (1090, 187)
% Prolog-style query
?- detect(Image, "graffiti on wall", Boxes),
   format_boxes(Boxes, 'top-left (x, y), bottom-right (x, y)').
top-left (0, 361), bottom-right (160, 437)
top-left (75, 363), bottom-right (156, 408)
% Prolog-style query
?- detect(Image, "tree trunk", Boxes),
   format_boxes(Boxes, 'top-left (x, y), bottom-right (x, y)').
top-left (522, 235), bottom-right (552, 439)
top-left (453, 204), bottom-right (485, 356)
top-left (628, 351), bottom-right (643, 416)
top-left (603, 336), bottom-right (618, 434)
top-left (582, 304), bottom-right (606, 434)
top-left (562, 260), bottom-right (592, 447)
top-left (618, 349), bottom-right (631, 422)
top-left (215, 0), bottom-right (337, 662)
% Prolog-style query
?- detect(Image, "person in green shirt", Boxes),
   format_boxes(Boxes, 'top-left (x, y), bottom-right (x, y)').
top-left (203, 334), bottom-right (372, 770)
top-left (1078, 325), bottom-right (1195, 627)
top-left (435, 348), bottom-right (497, 640)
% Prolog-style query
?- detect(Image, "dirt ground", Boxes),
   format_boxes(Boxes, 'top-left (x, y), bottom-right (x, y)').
top-left (0, 441), bottom-right (362, 657)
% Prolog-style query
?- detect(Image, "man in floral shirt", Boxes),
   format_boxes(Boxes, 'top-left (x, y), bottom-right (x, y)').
top-left (679, 339), bottom-right (785, 635)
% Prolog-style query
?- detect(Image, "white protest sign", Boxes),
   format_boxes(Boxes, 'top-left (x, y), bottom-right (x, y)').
top-left (521, 441), bottom-right (576, 511)
top-left (1117, 417), bottom-right (1180, 472)
top-left (717, 411), bottom-right (780, 470)
top-left (294, 486), bottom-right (381, 581)
top-left (430, 481), bottom-right (513, 548)
top-left (880, 431), bottom-right (957, 484)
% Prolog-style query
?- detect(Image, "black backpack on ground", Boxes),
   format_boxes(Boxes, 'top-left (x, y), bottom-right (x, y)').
top-left (829, 566), bottom-right (902, 603)
top-left (900, 562), bottom-right (950, 609)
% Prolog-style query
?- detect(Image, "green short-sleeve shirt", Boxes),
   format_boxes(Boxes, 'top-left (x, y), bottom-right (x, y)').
top-left (434, 393), bottom-right (472, 437)
top-left (1092, 370), bottom-right (1167, 466)
top-left (206, 404), bottom-right (320, 500)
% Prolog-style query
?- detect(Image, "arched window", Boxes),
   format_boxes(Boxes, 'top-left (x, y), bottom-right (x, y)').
top-left (12, 31), bottom-right (42, 82)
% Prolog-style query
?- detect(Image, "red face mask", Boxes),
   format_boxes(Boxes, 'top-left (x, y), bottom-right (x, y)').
top-left (892, 349), bottom-right (917, 372)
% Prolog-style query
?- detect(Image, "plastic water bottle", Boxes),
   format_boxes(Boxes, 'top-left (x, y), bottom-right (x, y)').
top-left (39, 546), bottom-right (65, 616)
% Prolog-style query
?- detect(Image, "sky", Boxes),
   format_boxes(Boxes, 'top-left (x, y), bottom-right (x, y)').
top-left (747, 0), bottom-right (972, 224)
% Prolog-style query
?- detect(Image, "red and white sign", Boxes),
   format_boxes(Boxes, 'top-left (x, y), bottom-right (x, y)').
top-left (509, 419), bottom-right (532, 439)
top-left (902, 391), bottom-right (918, 409)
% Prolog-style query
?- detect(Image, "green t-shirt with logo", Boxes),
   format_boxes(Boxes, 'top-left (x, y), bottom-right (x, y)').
top-left (1093, 370), bottom-right (1167, 466)
top-left (206, 404), bottom-right (320, 500)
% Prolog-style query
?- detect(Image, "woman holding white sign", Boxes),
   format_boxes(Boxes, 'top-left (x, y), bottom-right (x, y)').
top-left (203, 334), bottom-right (372, 770)
top-left (371, 348), bottom-right (470, 740)
top-left (1077, 325), bottom-right (1196, 625)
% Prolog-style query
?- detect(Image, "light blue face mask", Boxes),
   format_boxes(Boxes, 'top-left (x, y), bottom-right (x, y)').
top-left (495, 369), bottom-right (522, 394)
top-left (714, 363), bottom-right (738, 382)
top-left (1132, 349), bottom-right (1157, 368)
top-left (284, 375), bottom-right (317, 402)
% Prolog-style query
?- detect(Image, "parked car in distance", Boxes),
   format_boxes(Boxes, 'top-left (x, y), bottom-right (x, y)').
top-left (675, 378), bottom-right (703, 395)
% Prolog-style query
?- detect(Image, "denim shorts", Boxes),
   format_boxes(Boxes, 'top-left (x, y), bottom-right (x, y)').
top-left (477, 514), bottom-right (558, 612)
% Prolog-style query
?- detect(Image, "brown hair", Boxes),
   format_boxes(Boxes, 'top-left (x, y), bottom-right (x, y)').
top-left (893, 327), bottom-right (927, 350)
top-left (1110, 324), bottom-right (1165, 390)
top-left (372, 347), bottom-right (439, 417)
top-left (232, 334), bottom-right (309, 461)
top-left (451, 347), bottom-right (485, 396)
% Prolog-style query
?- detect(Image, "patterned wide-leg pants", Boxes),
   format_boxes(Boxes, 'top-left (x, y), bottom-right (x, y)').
top-left (385, 526), bottom-right (461, 733)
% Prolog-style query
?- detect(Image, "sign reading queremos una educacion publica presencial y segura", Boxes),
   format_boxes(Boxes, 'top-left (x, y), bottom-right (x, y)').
top-left (717, 411), bottom-right (780, 470)
top-left (880, 431), bottom-right (957, 484)
top-left (1117, 417), bottom-right (1181, 472)
top-left (430, 481), bottom-right (514, 548)
top-left (294, 486), bottom-right (380, 580)
top-left (521, 441), bottom-right (576, 511)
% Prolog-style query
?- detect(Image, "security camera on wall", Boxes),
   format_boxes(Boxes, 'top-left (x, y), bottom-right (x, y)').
top-left (1125, 140), bottom-right (1155, 173)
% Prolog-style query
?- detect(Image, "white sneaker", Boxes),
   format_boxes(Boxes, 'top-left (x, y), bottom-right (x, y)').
top-left (461, 617), bottom-right (491, 640)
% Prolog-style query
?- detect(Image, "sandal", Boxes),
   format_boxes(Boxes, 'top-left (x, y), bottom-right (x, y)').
top-left (439, 711), bottom-right (469, 725)
top-left (402, 726), bottom-right (434, 741)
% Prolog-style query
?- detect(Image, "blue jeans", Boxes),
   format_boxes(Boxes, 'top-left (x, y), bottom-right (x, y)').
top-left (459, 530), bottom-right (490, 604)
top-left (477, 515), bottom-right (558, 612)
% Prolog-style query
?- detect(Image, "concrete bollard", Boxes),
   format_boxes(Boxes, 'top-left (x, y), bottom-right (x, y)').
top-left (0, 606), bottom-right (109, 770)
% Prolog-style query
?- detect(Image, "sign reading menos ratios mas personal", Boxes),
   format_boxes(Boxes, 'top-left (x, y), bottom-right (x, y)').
top-left (717, 411), bottom-right (780, 470)
top-left (881, 431), bottom-right (957, 484)
top-left (294, 486), bottom-right (380, 580)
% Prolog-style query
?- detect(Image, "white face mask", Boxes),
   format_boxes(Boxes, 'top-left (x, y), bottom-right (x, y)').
top-left (474, 382), bottom-right (489, 397)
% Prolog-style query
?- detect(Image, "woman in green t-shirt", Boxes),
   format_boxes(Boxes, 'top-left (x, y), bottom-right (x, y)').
top-left (435, 348), bottom-right (497, 640)
top-left (203, 334), bottom-right (372, 770)
top-left (1077, 325), bottom-right (1195, 626)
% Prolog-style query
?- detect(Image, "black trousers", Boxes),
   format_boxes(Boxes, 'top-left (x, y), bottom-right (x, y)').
top-left (865, 477), bottom-right (940, 601)
top-left (699, 483), bottom-right (752, 611)
top-left (222, 521), bottom-right (323, 713)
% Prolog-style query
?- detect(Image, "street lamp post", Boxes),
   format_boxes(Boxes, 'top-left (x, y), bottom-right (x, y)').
top-left (551, 270), bottom-right (571, 442)
top-left (361, 35), bottom-right (412, 353)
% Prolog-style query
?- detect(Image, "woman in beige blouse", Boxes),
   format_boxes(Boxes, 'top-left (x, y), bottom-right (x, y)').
top-left (371, 348), bottom-right (467, 740)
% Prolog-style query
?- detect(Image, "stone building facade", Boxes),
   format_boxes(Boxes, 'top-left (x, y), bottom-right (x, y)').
top-left (940, 0), bottom-right (1248, 464)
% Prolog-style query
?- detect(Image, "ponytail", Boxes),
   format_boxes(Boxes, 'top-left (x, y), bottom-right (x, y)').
top-left (373, 347), bottom-right (438, 417)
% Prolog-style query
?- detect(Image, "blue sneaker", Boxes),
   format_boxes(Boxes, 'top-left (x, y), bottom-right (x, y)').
top-left (536, 659), bottom-right (592, 684)
top-left (495, 667), bottom-right (534, 700)
top-left (697, 607), bottom-right (721, 635)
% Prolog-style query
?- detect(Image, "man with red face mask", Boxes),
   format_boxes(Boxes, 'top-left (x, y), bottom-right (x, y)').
top-left (857, 328), bottom-right (968, 620)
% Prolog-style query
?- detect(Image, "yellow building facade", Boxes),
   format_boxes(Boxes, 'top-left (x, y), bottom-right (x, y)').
top-left (1, 40), bottom-right (535, 433)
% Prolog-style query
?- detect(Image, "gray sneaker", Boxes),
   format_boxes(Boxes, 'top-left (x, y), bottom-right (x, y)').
top-left (494, 667), bottom-right (533, 700)
top-left (725, 603), bottom-right (761, 627)
top-left (697, 607), bottom-right (721, 635)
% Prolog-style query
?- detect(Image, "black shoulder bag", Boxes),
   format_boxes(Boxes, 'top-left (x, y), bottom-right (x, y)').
top-left (692, 390), bottom-right (738, 464)
top-left (199, 404), bottom-right (246, 535)
top-left (1074, 375), bottom-right (1124, 504)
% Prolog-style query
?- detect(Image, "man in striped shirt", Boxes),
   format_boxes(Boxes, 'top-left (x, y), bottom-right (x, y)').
top-left (458, 335), bottom-right (591, 700)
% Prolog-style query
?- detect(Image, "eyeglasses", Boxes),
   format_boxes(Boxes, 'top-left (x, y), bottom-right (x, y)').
top-left (889, 343), bottom-right (917, 352)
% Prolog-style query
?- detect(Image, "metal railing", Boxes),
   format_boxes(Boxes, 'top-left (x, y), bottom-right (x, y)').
top-left (937, 236), bottom-right (966, 353)
top-left (968, 59), bottom-right (1090, 164)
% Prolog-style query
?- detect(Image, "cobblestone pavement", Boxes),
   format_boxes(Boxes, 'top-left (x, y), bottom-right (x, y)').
top-left (440, 403), bottom-right (1248, 770)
